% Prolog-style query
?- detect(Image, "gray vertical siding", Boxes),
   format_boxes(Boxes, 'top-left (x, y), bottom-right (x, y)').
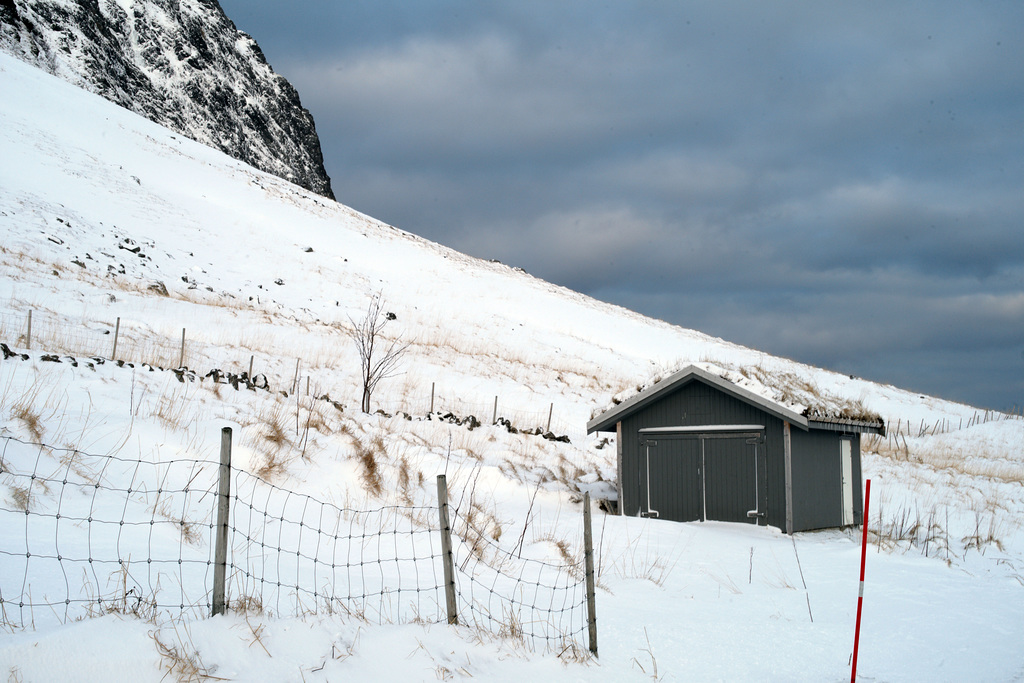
top-left (703, 436), bottom-right (759, 524)
top-left (787, 430), bottom-right (864, 531)
top-left (619, 378), bottom-right (786, 528)
top-left (642, 438), bottom-right (703, 521)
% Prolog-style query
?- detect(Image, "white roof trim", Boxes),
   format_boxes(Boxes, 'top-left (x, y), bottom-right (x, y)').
top-left (639, 425), bottom-right (765, 434)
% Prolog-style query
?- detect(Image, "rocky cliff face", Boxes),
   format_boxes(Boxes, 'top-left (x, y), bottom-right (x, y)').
top-left (0, 0), bottom-right (334, 199)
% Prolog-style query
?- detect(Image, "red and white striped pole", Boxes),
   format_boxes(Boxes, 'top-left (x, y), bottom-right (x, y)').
top-left (851, 478), bottom-right (871, 682)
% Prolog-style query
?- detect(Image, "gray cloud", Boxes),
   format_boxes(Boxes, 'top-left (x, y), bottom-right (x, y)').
top-left (219, 0), bottom-right (1024, 410)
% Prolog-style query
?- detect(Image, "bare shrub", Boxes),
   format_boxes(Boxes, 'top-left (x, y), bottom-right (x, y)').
top-left (346, 292), bottom-right (409, 413)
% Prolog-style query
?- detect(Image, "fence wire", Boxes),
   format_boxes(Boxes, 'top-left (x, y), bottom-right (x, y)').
top-left (448, 507), bottom-right (588, 653)
top-left (0, 435), bottom-right (219, 627)
top-left (227, 470), bottom-right (445, 624)
top-left (0, 434), bottom-right (591, 654)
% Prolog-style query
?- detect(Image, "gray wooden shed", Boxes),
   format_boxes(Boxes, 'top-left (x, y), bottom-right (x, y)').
top-left (587, 365), bottom-right (885, 533)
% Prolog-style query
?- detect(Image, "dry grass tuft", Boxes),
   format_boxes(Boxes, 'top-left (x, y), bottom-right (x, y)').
top-left (351, 433), bottom-right (385, 496)
top-left (9, 484), bottom-right (31, 511)
top-left (241, 400), bottom-right (294, 481)
top-left (152, 500), bottom-right (202, 546)
top-left (230, 593), bottom-right (265, 617)
top-left (151, 621), bottom-right (218, 683)
top-left (12, 403), bottom-right (44, 442)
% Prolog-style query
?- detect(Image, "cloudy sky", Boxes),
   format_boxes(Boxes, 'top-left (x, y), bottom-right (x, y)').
top-left (218, 1), bottom-right (1023, 411)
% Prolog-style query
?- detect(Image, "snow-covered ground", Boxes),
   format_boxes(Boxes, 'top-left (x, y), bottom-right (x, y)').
top-left (2, 51), bottom-right (1023, 681)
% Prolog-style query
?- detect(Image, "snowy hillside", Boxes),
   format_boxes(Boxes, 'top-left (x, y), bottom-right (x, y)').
top-left (2, 52), bottom-right (1023, 681)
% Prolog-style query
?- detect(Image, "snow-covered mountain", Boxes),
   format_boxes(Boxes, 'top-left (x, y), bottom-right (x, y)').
top-left (1, 50), bottom-right (1023, 682)
top-left (0, 0), bottom-right (334, 198)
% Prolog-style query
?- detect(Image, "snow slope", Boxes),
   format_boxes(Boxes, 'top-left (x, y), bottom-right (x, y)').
top-left (2, 51), bottom-right (1023, 681)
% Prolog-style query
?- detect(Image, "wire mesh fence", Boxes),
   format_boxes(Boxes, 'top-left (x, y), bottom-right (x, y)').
top-left (0, 436), bottom-right (220, 627)
top-left (227, 470), bottom-right (445, 624)
top-left (447, 506), bottom-right (588, 653)
top-left (0, 433), bottom-right (593, 654)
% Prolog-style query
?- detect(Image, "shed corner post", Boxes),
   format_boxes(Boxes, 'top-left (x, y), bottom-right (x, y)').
top-left (783, 421), bottom-right (794, 535)
top-left (615, 422), bottom-right (624, 515)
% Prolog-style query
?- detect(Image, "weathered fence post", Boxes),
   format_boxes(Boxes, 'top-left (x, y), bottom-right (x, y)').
top-left (583, 491), bottom-right (598, 657)
top-left (436, 475), bottom-right (458, 625)
top-left (248, 355), bottom-right (254, 379)
top-left (179, 328), bottom-right (186, 368)
top-left (292, 358), bottom-right (300, 394)
top-left (492, 396), bottom-right (498, 425)
top-left (430, 382), bottom-right (435, 413)
top-left (546, 402), bottom-right (554, 433)
top-left (111, 317), bottom-right (120, 361)
top-left (212, 427), bottom-right (232, 616)
top-left (26, 310), bottom-right (32, 349)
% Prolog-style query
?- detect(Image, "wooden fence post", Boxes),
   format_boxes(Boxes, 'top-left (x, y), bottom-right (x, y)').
top-left (436, 475), bottom-right (458, 625)
top-left (583, 491), bottom-right (598, 657)
top-left (179, 328), bottom-right (186, 368)
top-left (212, 427), bottom-right (232, 616)
top-left (26, 310), bottom-right (32, 349)
top-left (492, 396), bottom-right (498, 425)
top-left (546, 403), bottom-right (554, 433)
top-left (248, 355), bottom-right (254, 379)
top-left (430, 382), bottom-right (435, 414)
top-left (111, 317), bottom-right (120, 361)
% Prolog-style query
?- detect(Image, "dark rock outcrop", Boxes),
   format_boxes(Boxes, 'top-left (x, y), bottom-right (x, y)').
top-left (0, 0), bottom-right (334, 199)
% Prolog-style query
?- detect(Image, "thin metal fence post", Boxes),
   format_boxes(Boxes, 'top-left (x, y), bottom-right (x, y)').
top-left (546, 403), bottom-right (553, 433)
top-left (179, 328), bottom-right (186, 368)
top-left (436, 475), bottom-right (458, 625)
top-left (492, 396), bottom-right (498, 425)
top-left (430, 382), bottom-right (435, 413)
top-left (583, 491), bottom-right (598, 656)
top-left (111, 317), bottom-right (120, 361)
top-left (26, 310), bottom-right (32, 349)
top-left (212, 427), bottom-right (232, 616)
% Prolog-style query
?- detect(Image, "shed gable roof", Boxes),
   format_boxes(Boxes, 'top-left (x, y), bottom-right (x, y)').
top-left (587, 365), bottom-right (810, 434)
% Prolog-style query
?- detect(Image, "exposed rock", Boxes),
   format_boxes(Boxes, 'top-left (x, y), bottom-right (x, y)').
top-left (147, 280), bottom-right (168, 296)
top-left (0, 0), bottom-right (334, 199)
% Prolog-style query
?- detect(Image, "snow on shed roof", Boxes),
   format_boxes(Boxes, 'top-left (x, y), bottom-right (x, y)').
top-left (588, 363), bottom-right (885, 434)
